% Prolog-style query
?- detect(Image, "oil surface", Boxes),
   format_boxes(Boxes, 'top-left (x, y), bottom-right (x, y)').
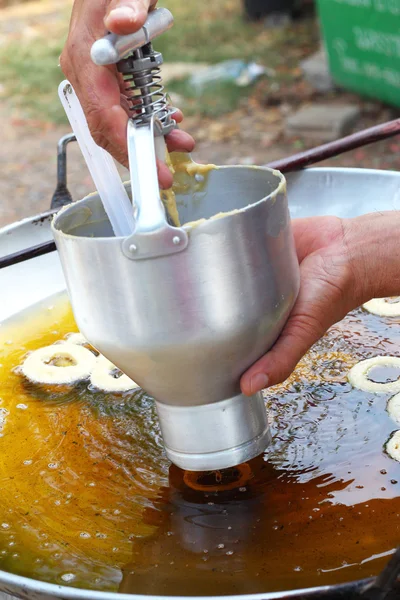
top-left (0, 295), bottom-right (168, 591)
top-left (1, 294), bottom-right (400, 594)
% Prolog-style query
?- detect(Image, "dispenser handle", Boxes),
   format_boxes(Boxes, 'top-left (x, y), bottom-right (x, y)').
top-left (122, 116), bottom-right (188, 261)
top-left (91, 7), bottom-right (174, 65)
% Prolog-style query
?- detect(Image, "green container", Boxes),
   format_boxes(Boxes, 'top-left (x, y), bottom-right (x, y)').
top-left (316, 0), bottom-right (400, 107)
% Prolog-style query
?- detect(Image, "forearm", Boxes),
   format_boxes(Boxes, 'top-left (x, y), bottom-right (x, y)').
top-left (344, 211), bottom-right (400, 303)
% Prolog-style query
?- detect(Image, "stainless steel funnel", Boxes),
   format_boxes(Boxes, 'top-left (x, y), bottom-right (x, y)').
top-left (52, 164), bottom-right (300, 471)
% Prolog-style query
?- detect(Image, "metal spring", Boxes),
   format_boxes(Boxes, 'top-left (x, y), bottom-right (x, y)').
top-left (123, 65), bottom-right (170, 127)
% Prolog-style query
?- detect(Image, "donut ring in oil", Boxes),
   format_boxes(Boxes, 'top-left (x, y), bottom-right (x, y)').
top-left (387, 393), bottom-right (400, 424)
top-left (183, 463), bottom-right (253, 492)
top-left (65, 332), bottom-right (88, 346)
top-left (386, 430), bottom-right (400, 462)
top-left (90, 355), bottom-right (139, 394)
top-left (21, 343), bottom-right (96, 385)
top-left (62, 332), bottom-right (99, 355)
top-left (363, 298), bottom-right (400, 317)
top-left (348, 356), bottom-right (400, 393)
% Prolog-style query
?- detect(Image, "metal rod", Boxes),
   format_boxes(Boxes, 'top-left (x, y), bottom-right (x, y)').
top-left (361, 546), bottom-right (400, 600)
top-left (3, 119), bottom-right (400, 270)
top-left (0, 240), bottom-right (56, 270)
top-left (268, 118), bottom-right (400, 173)
top-left (50, 133), bottom-right (76, 209)
top-left (57, 133), bottom-right (75, 187)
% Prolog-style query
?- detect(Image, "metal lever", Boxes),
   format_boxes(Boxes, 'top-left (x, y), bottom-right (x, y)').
top-left (121, 116), bottom-right (188, 260)
top-left (91, 7), bottom-right (173, 66)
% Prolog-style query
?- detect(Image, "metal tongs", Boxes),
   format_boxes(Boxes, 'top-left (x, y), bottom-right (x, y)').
top-left (361, 546), bottom-right (400, 600)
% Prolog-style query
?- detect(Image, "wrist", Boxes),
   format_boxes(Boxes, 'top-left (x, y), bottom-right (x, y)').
top-left (342, 211), bottom-right (400, 304)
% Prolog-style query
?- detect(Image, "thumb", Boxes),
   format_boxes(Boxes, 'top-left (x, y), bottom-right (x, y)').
top-left (240, 311), bottom-right (326, 397)
top-left (104, 0), bottom-right (157, 36)
top-left (240, 258), bottom-right (353, 395)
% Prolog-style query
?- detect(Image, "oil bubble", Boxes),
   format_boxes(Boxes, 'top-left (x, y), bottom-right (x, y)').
top-left (61, 573), bottom-right (75, 583)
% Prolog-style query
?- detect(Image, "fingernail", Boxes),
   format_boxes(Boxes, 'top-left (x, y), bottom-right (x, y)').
top-left (250, 373), bottom-right (269, 393)
top-left (105, 6), bottom-right (137, 26)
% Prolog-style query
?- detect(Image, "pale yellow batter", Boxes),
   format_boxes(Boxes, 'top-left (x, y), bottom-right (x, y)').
top-left (161, 150), bottom-right (216, 227)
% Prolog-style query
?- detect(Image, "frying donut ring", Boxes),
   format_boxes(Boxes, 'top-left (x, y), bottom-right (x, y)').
top-left (363, 298), bottom-right (400, 317)
top-left (21, 343), bottom-right (96, 385)
top-left (386, 430), bottom-right (400, 462)
top-left (65, 333), bottom-right (88, 346)
top-left (90, 356), bottom-right (139, 394)
top-left (63, 332), bottom-right (99, 355)
top-left (387, 393), bottom-right (400, 424)
top-left (348, 356), bottom-right (400, 393)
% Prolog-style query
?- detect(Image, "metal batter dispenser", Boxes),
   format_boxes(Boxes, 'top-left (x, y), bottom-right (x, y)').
top-left (52, 8), bottom-right (300, 471)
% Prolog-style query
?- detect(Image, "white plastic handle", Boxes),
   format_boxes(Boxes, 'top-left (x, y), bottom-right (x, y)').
top-left (58, 80), bottom-right (135, 237)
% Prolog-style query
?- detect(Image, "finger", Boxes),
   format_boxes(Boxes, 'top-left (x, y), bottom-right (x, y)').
top-left (166, 129), bottom-right (195, 153)
top-left (91, 105), bottom-right (129, 166)
top-left (105, 0), bottom-right (157, 35)
top-left (120, 94), bottom-right (131, 115)
top-left (240, 309), bottom-right (325, 397)
top-left (170, 108), bottom-right (184, 123)
top-left (291, 218), bottom-right (318, 264)
top-left (78, 66), bottom-right (129, 159)
top-left (157, 160), bottom-right (173, 190)
top-left (240, 260), bottom-right (350, 395)
top-left (292, 216), bottom-right (344, 264)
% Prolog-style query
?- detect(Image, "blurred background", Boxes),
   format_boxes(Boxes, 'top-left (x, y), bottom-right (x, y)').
top-left (0, 0), bottom-right (399, 227)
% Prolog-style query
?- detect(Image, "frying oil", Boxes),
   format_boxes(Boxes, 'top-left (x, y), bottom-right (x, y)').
top-left (1, 293), bottom-right (400, 593)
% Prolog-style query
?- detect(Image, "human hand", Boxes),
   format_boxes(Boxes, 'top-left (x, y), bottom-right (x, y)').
top-left (60, 0), bottom-right (195, 189)
top-left (240, 212), bottom-right (400, 395)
